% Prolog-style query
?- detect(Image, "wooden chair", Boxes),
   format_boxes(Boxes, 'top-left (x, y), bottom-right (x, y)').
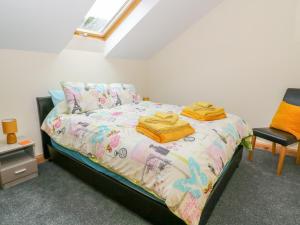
top-left (248, 88), bottom-right (300, 175)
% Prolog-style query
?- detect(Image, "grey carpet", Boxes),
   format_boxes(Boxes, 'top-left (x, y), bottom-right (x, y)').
top-left (0, 149), bottom-right (299, 225)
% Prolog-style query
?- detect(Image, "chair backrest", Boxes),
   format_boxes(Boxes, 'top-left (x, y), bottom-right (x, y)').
top-left (283, 88), bottom-right (300, 106)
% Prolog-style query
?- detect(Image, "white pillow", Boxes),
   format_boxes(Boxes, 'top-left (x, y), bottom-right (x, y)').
top-left (61, 82), bottom-right (113, 114)
top-left (109, 83), bottom-right (141, 107)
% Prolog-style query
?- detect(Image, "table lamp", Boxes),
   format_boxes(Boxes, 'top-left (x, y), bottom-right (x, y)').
top-left (2, 119), bottom-right (18, 144)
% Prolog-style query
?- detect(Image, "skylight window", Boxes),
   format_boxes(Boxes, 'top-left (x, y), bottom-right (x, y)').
top-left (76, 0), bottom-right (140, 40)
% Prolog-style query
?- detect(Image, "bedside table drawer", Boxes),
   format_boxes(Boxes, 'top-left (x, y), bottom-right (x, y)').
top-left (0, 153), bottom-right (37, 185)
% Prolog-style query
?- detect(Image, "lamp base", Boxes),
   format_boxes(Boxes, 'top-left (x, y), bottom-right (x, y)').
top-left (7, 133), bottom-right (17, 144)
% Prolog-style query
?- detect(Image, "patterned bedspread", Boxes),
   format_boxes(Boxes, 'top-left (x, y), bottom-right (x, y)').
top-left (42, 101), bottom-right (252, 225)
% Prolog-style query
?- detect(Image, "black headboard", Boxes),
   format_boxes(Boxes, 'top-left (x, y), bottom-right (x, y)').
top-left (36, 97), bottom-right (54, 159)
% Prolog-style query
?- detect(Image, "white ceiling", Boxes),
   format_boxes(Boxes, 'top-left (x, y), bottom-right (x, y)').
top-left (105, 0), bottom-right (224, 59)
top-left (0, 0), bottom-right (224, 58)
top-left (0, 0), bottom-right (95, 52)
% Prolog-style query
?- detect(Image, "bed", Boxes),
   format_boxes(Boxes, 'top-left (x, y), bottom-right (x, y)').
top-left (37, 96), bottom-right (251, 225)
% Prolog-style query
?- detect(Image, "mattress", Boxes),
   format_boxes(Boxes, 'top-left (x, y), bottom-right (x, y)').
top-left (42, 101), bottom-right (252, 225)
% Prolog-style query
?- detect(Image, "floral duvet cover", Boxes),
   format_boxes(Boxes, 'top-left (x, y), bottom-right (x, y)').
top-left (42, 101), bottom-right (252, 225)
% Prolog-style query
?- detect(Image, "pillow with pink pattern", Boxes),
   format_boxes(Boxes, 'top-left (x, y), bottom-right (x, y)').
top-left (61, 82), bottom-right (113, 114)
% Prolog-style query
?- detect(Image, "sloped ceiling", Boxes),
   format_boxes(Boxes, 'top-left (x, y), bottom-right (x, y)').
top-left (0, 0), bottom-right (95, 52)
top-left (105, 0), bottom-right (224, 59)
top-left (0, 0), bottom-right (224, 58)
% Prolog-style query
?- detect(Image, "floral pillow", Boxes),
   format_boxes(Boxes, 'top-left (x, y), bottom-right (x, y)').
top-left (61, 82), bottom-right (112, 114)
top-left (109, 83), bottom-right (141, 107)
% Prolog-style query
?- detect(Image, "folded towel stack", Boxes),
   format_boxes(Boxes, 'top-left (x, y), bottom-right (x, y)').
top-left (181, 102), bottom-right (226, 121)
top-left (136, 112), bottom-right (195, 143)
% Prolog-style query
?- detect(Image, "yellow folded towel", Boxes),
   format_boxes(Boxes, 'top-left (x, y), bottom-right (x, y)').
top-left (181, 102), bottom-right (226, 121)
top-left (136, 112), bottom-right (195, 143)
top-left (144, 112), bottom-right (179, 125)
top-left (192, 101), bottom-right (213, 109)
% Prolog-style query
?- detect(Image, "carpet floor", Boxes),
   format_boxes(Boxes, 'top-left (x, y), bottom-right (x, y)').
top-left (0, 149), bottom-right (299, 225)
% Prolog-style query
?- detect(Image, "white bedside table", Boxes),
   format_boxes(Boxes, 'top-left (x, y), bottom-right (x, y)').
top-left (0, 137), bottom-right (38, 189)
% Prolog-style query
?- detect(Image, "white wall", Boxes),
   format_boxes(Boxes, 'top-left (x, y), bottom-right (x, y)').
top-left (146, 0), bottom-right (300, 129)
top-left (0, 45), bottom-right (146, 156)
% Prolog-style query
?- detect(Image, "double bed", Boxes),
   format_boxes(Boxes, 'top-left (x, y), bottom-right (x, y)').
top-left (37, 96), bottom-right (251, 225)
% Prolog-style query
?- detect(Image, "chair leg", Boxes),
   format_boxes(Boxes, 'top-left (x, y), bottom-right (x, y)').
top-left (277, 146), bottom-right (287, 176)
top-left (248, 136), bottom-right (256, 161)
top-left (272, 142), bottom-right (276, 155)
top-left (296, 142), bottom-right (300, 165)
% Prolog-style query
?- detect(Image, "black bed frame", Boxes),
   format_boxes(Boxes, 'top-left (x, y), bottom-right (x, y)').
top-left (36, 97), bottom-right (243, 225)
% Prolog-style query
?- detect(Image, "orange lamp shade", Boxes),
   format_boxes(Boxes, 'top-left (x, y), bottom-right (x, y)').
top-left (2, 119), bottom-right (18, 134)
top-left (2, 119), bottom-right (18, 144)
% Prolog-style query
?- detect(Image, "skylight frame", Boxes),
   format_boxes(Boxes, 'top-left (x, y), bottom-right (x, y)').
top-left (75, 0), bottom-right (140, 40)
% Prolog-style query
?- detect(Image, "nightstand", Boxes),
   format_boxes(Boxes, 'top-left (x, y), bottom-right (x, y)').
top-left (0, 137), bottom-right (38, 189)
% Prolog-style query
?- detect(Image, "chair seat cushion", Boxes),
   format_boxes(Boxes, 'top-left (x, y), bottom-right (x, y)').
top-left (253, 127), bottom-right (297, 146)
